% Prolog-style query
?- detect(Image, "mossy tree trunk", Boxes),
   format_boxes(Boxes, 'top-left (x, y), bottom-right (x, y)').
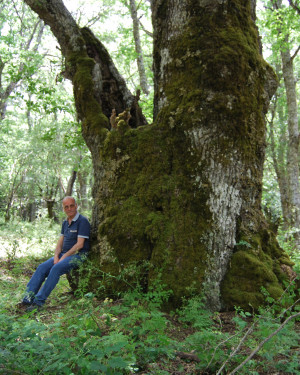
top-left (24, 0), bottom-right (295, 311)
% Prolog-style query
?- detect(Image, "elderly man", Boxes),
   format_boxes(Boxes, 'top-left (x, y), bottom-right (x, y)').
top-left (21, 196), bottom-right (90, 312)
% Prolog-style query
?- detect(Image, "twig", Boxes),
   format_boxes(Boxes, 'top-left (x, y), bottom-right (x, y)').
top-left (206, 330), bottom-right (241, 370)
top-left (216, 279), bottom-right (299, 374)
top-left (175, 351), bottom-right (200, 362)
top-left (228, 311), bottom-right (300, 375)
top-left (216, 324), bottom-right (254, 375)
top-left (277, 297), bottom-right (300, 320)
top-left (88, 311), bottom-right (103, 332)
top-left (0, 367), bottom-right (26, 375)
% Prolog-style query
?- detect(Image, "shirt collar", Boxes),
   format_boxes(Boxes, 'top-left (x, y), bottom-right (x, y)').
top-left (68, 212), bottom-right (80, 223)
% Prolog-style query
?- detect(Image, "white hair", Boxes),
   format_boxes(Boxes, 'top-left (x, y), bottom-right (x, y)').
top-left (62, 196), bottom-right (76, 204)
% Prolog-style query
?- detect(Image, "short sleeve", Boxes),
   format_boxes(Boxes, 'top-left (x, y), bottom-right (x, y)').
top-left (61, 221), bottom-right (66, 236)
top-left (77, 216), bottom-right (90, 239)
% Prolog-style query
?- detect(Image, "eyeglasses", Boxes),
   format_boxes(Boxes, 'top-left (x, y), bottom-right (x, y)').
top-left (63, 204), bottom-right (76, 209)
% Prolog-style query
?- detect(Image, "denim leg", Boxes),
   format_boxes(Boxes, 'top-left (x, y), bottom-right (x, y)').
top-left (23, 257), bottom-right (55, 304)
top-left (34, 254), bottom-right (84, 306)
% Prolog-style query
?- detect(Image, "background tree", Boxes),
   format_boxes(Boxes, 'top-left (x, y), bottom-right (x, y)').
top-left (0, 0), bottom-right (44, 120)
top-left (0, 0), bottom-right (153, 222)
top-left (0, 0), bottom-right (94, 220)
top-left (258, 0), bottom-right (300, 252)
top-left (127, 0), bottom-right (150, 95)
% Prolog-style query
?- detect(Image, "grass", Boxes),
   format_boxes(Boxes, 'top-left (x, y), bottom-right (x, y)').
top-left (0, 218), bottom-right (299, 374)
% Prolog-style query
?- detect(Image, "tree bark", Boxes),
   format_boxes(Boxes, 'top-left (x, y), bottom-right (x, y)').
top-left (128, 0), bottom-right (150, 95)
top-left (65, 170), bottom-right (77, 197)
top-left (77, 169), bottom-right (90, 211)
top-left (45, 199), bottom-right (55, 219)
top-left (268, 94), bottom-right (291, 230)
top-left (281, 41), bottom-right (300, 247)
top-left (151, 0), bottom-right (290, 310)
top-left (23, 0), bottom-right (294, 311)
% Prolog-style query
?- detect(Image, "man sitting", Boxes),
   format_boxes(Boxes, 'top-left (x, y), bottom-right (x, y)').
top-left (20, 196), bottom-right (90, 312)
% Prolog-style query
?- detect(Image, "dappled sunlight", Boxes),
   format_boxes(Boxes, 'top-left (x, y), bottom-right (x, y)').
top-left (0, 217), bottom-right (60, 259)
top-left (0, 269), bottom-right (15, 283)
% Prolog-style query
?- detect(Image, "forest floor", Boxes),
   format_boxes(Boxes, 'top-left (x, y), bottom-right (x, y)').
top-left (1, 253), bottom-right (299, 375)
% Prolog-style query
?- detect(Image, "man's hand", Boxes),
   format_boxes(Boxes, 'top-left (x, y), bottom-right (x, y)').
top-left (54, 254), bottom-right (60, 264)
top-left (54, 236), bottom-right (64, 264)
top-left (58, 254), bottom-right (67, 263)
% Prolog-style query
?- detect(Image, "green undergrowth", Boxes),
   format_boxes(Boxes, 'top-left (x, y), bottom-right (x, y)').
top-left (0, 220), bottom-right (299, 374)
top-left (0, 257), bottom-right (299, 374)
top-left (0, 216), bottom-right (60, 261)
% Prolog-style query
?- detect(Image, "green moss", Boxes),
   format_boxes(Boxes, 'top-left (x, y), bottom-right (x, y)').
top-left (86, 0), bottom-right (292, 311)
top-left (71, 54), bottom-right (109, 134)
top-left (155, 1), bottom-right (267, 154)
top-left (92, 122), bottom-right (212, 302)
top-left (221, 225), bottom-right (295, 310)
top-left (66, 34), bottom-right (110, 143)
top-left (221, 250), bottom-right (285, 310)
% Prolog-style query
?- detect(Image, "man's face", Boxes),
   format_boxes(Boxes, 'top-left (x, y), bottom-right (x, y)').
top-left (63, 199), bottom-right (77, 220)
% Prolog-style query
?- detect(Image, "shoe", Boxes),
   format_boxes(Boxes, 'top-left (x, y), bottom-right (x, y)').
top-left (16, 301), bottom-right (32, 310)
top-left (26, 303), bottom-right (43, 313)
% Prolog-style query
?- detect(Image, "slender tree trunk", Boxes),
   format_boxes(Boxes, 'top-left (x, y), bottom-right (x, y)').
top-left (5, 195), bottom-right (13, 223)
top-left (128, 0), bottom-right (149, 95)
top-left (65, 170), bottom-right (77, 196)
top-left (45, 200), bottom-right (56, 219)
top-left (26, 94), bottom-right (34, 132)
top-left (5, 160), bottom-right (27, 222)
top-left (268, 97), bottom-right (290, 230)
top-left (44, 180), bottom-right (59, 221)
top-left (29, 202), bottom-right (37, 222)
top-left (281, 42), bottom-right (300, 247)
top-left (77, 169), bottom-right (89, 210)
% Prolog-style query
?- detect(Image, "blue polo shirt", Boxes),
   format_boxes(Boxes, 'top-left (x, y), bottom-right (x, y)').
top-left (60, 213), bottom-right (90, 253)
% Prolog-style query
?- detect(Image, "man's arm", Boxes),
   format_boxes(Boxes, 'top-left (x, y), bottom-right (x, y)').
top-left (54, 236), bottom-right (64, 264)
top-left (58, 237), bottom-right (86, 262)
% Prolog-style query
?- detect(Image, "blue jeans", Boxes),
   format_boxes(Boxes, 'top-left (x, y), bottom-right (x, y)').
top-left (23, 252), bottom-right (86, 306)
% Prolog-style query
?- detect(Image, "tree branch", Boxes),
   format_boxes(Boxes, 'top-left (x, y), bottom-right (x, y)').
top-left (139, 19), bottom-right (153, 37)
top-left (229, 311), bottom-right (300, 375)
top-left (288, 0), bottom-right (300, 15)
top-left (216, 324), bottom-right (254, 375)
top-left (217, 280), bottom-right (299, 375)
top-left (175, 351), bottom-right (201, 362)
top-left (206, 330), bottom-right (242, 370)
top-left (290, 44), bottom-right (300, 61)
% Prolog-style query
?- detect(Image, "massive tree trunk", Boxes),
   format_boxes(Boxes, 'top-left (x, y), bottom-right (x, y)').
top-left (24, 0), bottom-right (294, 311)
